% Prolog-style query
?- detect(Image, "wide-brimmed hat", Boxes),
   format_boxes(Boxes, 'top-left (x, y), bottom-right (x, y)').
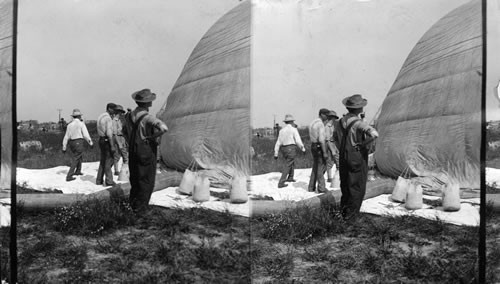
top-left (114, 105), bottom-right (125, 113)
top-left (342, 94), bottom-right (367, 109)
top-left (283, 114), bottom-right (295, 122)
top-left (319, 108), bottom-right (330, 115)
top-left (327, 110), bottom-right (339, 119)
top-left (132, 89), bottom-right (156, 103)
top-left (71, 109), bottom-right (82, 117)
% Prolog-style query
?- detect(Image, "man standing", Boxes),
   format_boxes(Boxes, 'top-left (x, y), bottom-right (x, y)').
top-left (123, 89), bottom-right (168, 213)
top-left (62, 109), bottom-right (93, 181)
top-left (274, 114), bottom-right (305, 188)
top-left (325, 110), bottom-right (340, 187)
top-left (333, 94), bottom-right (378, 221)
top-left (112, 105), bottom-right (128, 175)
top-left (308, 108), bottom-right (330, 193)
top-left (96, 103), bottom-right (117, 186)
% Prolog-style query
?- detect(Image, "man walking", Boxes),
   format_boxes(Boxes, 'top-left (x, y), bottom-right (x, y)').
top-left (325, 110), bottom-right (340, 187)
top-left (123, 89), bottom-right (168, 213)
top-left (62, 109), bottom-right (93, 181)
top-left (333, 94), bottom-right (378, 221)
top-left (308, 108), bottom-right (330, 193)
top-left (274, 114), bottom-right (305, 188)
top-left (112, 105), bottom-right (128, 175)
top-left (96, 103), bottom-right (117, 186)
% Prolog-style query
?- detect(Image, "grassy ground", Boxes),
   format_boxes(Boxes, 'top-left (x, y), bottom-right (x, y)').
top-left (11, 196), bottom-right (491, 283)
top-left (7, 127), bottom-right (500, 282)
top-left (17, 125), bottom-right (100, 169)
top-left (16, 199), bottom-right (252, 283)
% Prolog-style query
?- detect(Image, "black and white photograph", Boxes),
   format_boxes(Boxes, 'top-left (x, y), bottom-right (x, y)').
top-left (0, 0), bottom-right (499, 282)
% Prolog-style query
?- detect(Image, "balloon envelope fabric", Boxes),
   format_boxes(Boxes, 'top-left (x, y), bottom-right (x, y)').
top-left (374, 0), bottom-right (481, 189)
top-left (158, 1), bottom-right (251, 183)
top-left (0, 0), bottom-right (13, 190)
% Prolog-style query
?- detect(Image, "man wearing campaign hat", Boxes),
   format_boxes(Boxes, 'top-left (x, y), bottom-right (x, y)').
top-left (324, 110), bottom-right (340, 187)
top-left (62, 109), bottom-right (93, 181)
top-left (123, 89), bottom-right (168, 213)
top-left (333, 94), bottom-right (379, 221)
top-left (112, 104), bottom-right (129, 175)
top-left (96, 103), bottom-right (117, 186)
top-left (274, 114), bottom-right (306, 188)
top-left (308, 108), bottom-right (330, 193)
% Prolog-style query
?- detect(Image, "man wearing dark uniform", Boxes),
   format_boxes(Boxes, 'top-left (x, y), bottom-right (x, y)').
top-left (333, 94), bottom-right (378, 221)
top-left (123, 89), bottom-right (168, 213)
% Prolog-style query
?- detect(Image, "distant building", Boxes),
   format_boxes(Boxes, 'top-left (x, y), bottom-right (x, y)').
top-left (487, 120), bottom-right (500, 130)
top-left (252, 128), bottom-right (274, 138)
top-left (38, 122), bottom-right (59, 132)
top-left (17, 120), bottom-right (39, 131)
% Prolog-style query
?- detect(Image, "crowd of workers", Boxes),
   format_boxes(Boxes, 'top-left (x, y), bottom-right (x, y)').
top-left (61, 89), bottom-right (168, 213)
top-left (273, 94), bottom-right (379, 220)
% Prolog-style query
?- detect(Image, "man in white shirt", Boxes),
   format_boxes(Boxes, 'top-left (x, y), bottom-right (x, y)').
top-left (62, 109), bottom-right (93, 181)
top-left (96, 103), bottom-right (117, 186)
top-left (274, 114), bottom-right (305, 188)
top-left (308, 108), bottom-right (330, 193)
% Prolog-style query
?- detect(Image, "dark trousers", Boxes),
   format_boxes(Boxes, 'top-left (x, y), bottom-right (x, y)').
top-left (67, 139), bottom-right (84, 178)
top-left (339, 150), bottom-right (368, 220)
top-left (96, 137), bottom-right (114, 184)
top-left (308, 143), bottom-right (326, 192)
top-left (129, 141), bottom-right (157, 212)
top-left (278, 145), bottom-right (297, 185)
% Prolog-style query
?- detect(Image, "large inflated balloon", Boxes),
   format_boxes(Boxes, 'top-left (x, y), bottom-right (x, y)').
top-left (158, 1), bottom-right (250, 180)
top-left (0, 0), bottom-right (13, 190)
top-left (374, 0), bottom-right (481, 188)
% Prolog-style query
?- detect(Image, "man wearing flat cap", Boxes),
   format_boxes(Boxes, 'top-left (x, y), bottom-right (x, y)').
top-left (325, 110), bottom-right (340, 187)
top-left (333, 94), bottom-right (379, 221)
top-left (96, 103), bottom-right (117, 186)
top-left (112, 104), bottom-right (128, 175)
top-left (62, 109), bottom-right (93, 181)
top-left (123, 89), bottom-right (168, 213)
top-left (274, 114), bottom-right (306, 188)
top-left (308, 108), bottom-right (330, 193)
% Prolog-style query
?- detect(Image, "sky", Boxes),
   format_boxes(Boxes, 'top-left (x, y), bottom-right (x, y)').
top-left (251, 0), bottom-right (486, 127)
top-left (487, 0), bottom-right (500, 121)
top-left (17, 0), bottom-right (500, 126)
top-left (17, 0), bottom-right (242, 122)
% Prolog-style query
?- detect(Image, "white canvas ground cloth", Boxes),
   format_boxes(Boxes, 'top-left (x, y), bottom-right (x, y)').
top-left (1, 162), bottom-right (493, 227)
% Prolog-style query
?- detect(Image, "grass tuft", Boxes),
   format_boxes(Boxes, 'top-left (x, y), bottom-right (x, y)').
top-left (53, 197), bottom-right (135, 236)
top-left (260, 205), bottom-right (344, 244)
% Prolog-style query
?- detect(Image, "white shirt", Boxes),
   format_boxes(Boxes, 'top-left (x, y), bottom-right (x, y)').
top-left (274, 124), bottom-right (305, 156)
top-left (309, 118), bottom-right (326, 143)
top-left (62, 118), bottom-right (93, 150)
top-left (324, 120), bottom-right (335, 142)
top-left (97, 112), bottom-right (113, 138)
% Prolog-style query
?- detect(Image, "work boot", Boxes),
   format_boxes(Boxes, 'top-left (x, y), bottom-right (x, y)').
top-left (285, 179), bottom-right (296, 182)
top-left (66, 176), bottom-right (76, 182)
top-left (278, 183), bottom-right (288, 188)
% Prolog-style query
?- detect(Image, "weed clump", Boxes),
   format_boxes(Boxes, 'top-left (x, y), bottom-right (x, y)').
top-left (260, 205), bottom-right (344, 243)
top-left (53, 197), bottom-right (135, 236)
